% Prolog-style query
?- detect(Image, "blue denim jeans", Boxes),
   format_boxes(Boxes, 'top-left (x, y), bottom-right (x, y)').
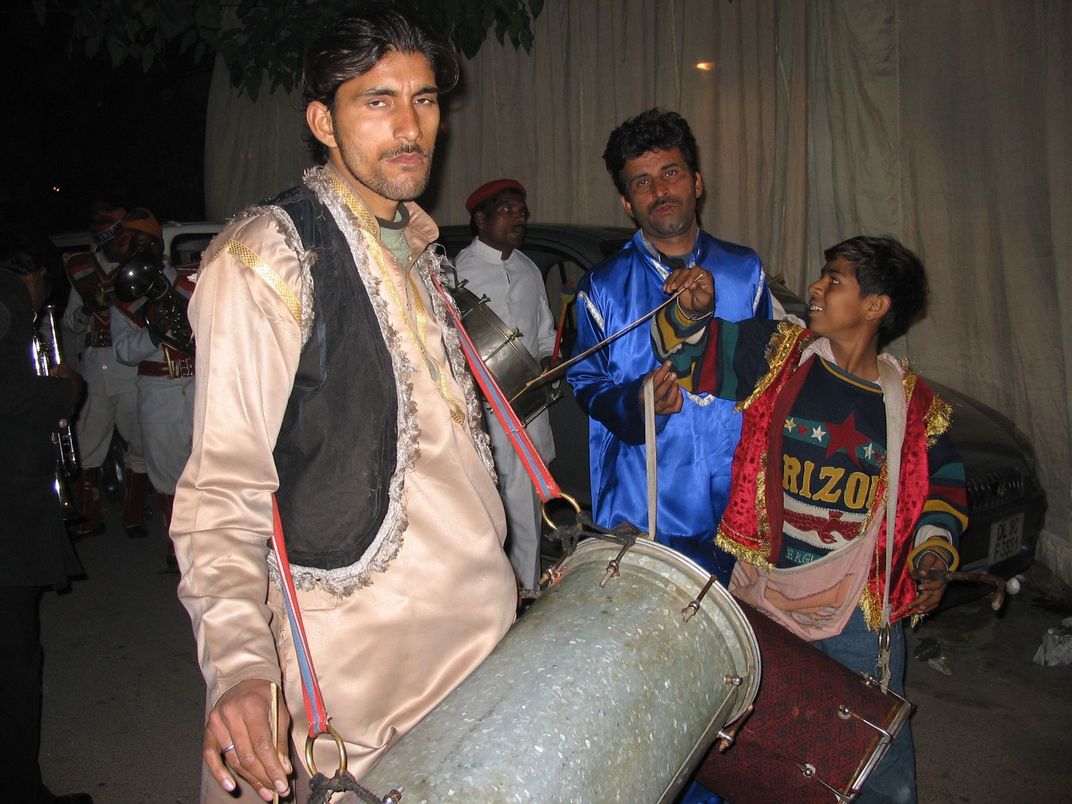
top-left (675, 780), bottom-right (722, 803)
top-left (814, 609), bottom-right (917, 804)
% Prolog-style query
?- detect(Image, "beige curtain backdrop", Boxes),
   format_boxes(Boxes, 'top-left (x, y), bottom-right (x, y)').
top-left (204, 0), bottom-right (1071, 582)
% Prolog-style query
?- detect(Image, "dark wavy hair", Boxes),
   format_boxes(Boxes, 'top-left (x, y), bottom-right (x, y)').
top-left (824, 235), bottom-right (928, 349)
top-left (302, 3), bottom-right (459, 163)
top-left (602, 109), bottom-right (700, 197)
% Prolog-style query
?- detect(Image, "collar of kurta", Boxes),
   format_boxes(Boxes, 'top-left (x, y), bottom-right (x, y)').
top-left (466, 235), bottom-right (517, 264)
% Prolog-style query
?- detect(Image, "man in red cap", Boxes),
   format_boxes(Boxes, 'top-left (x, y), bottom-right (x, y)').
top-left (453, 178), bottom-right (557, 591)
top-left (110, 208), bottom-right (196, 571)
top-left (63, 203), bottom-right (152, 539)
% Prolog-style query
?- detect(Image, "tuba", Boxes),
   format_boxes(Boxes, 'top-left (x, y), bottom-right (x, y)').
top-left (32, 305), bottom-right (81, 520)
top-left (115, 250), bottom-right (195, 356)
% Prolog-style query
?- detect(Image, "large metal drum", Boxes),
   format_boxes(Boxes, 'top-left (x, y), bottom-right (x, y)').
top-left (362, 538), bottom-right (761, 803)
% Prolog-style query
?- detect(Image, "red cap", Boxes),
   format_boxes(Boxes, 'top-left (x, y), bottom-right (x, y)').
top-left (465, 179), bottom-right (526, 214)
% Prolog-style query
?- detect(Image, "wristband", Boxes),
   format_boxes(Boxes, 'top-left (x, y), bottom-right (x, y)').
top-left (908, 536), bottom-right (960, 573)
top-left (674, 299), bottom-right (712, 323)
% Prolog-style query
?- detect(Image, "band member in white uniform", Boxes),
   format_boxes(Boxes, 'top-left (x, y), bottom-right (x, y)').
top-left (110, 209), bottom-right (195, 570)
top-left (63, 203), bottom-right (150, 538)
top-left (453, 179), bottom-right (557, 590)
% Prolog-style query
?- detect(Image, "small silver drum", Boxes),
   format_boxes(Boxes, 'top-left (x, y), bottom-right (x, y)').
top-left (449, 283), bottom-right (558, 424)
top-left (362, 538), bottom-right (761, 803)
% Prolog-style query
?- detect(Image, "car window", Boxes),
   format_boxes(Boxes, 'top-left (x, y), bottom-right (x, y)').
top-left (542, 259), bottom-right (586, 356)
top-left (600, 238), bottom-right (629, 259)
top-left (170, 233), bottom-right (217, 267)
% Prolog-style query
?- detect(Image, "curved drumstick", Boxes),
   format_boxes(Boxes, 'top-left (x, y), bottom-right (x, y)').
top-left (520, 287), bottom-right (686, 392)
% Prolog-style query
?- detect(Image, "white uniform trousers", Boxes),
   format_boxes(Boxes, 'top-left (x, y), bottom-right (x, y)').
top-left (76, 386), bottom-right (144, 471)
top-left (487, 413), bottom-right (545, 590)
top-left (137, 374), bottom-right (194, 495)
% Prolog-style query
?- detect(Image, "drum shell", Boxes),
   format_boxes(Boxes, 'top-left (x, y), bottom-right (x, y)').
top-left (362, 538), bottom-right (760, 803)
top-left (451, 285), bottom-right (556, 423)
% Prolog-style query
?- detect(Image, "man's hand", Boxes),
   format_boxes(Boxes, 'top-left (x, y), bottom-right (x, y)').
top-left (663, 267), bottom-right (714, 318)
top-left (203, 678), bottom-right (292, 802)
top-left (909, 551), bottom-right (949, 615)
top-left (644, 362), bottom-right (683, 415)
top-left (51, 361), bottom-right (85, 403)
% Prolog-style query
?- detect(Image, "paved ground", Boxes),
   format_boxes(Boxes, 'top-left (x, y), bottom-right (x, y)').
top-left (38, 496), bottom-right (1072, 803)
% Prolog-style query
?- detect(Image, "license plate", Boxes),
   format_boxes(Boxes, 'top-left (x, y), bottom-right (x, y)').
top-left (988, 513), bottom-right (1024, 565)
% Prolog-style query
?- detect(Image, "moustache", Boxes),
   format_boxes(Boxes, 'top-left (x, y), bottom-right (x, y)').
top-left (380, 144), bottom-right (432, 160)
top-left (648, 198), bottom-right (680, 214)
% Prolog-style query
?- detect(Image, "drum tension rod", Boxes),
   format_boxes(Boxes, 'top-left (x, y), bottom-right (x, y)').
top-left (796, 763), bottom-right (856, 803)
top-left (837, 704), bottom-right (893, 744)
top-left (588, 522), bottom-right (642, 588)
top-left (600, 543), bottom-right (631, 587)
top-left (681, 575), bottom-right (717, 622)
top-left (715, 704), bottom-right (754, 751)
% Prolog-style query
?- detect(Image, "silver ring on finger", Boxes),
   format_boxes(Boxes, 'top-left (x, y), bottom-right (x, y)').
top-left (222, 743), bottom-right (236, 754)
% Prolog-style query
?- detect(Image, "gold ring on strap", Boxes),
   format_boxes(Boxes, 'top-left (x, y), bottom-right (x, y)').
top-left (305, 724), bottom-right (347, 778)
top-left (542, 492), bottom-right (581, 532)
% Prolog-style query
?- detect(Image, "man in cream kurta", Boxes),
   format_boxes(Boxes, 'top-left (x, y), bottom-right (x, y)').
top-left (171, 9), bottom-right (516, 802)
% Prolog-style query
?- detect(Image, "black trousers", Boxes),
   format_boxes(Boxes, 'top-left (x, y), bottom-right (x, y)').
top-left (0, 584), bottom-right (51, 803)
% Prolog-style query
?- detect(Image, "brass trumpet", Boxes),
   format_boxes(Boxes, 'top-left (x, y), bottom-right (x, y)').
top-left (31, 304), bottom-right (81, 520)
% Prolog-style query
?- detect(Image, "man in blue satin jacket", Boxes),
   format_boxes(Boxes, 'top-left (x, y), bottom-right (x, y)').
top-left (567, 109), bottom-right (772, 581)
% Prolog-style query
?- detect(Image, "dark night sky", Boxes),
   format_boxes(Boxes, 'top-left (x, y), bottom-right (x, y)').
top-left (1, 3), bottom-right (213, 258)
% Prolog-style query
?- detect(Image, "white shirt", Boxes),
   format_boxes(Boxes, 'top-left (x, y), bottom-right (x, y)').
top-left (453, 236), bottom-right (556, 461)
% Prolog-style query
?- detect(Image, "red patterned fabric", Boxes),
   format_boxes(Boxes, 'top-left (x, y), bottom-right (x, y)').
top-left (63, 251), bottom-right (103, 301)
top-left (696, 601), bottom-right (912, 803)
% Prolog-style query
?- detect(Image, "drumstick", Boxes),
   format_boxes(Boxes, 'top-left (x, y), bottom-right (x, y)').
top-left (643, 373), bottom-right (657, 540)
top-left (270, 681), bottom-right (280, 804)
top-left (521, 287), bottom-right (686, 392)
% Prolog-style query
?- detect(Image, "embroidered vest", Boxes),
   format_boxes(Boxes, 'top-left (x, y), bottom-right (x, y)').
top-left (716, 322), bottom-right (951, 627)
top-left (269, 185), bottom-right (399, 570)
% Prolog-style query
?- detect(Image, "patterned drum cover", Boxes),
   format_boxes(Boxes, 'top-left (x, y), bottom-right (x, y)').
top-left (696, 600), bottom-right (913, 803)
top-left (362, 538), bottom-right (760, 803)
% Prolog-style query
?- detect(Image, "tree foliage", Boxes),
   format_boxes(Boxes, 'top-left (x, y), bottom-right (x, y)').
top-left (34, 0), bottom-right (544, 100)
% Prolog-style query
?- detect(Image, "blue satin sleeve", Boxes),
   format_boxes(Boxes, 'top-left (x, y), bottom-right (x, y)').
top-left (568, 276), bottom-right (668, 446)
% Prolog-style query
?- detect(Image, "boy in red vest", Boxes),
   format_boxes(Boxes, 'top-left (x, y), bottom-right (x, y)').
top-left (651, 235), bottom-right (968, 803)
